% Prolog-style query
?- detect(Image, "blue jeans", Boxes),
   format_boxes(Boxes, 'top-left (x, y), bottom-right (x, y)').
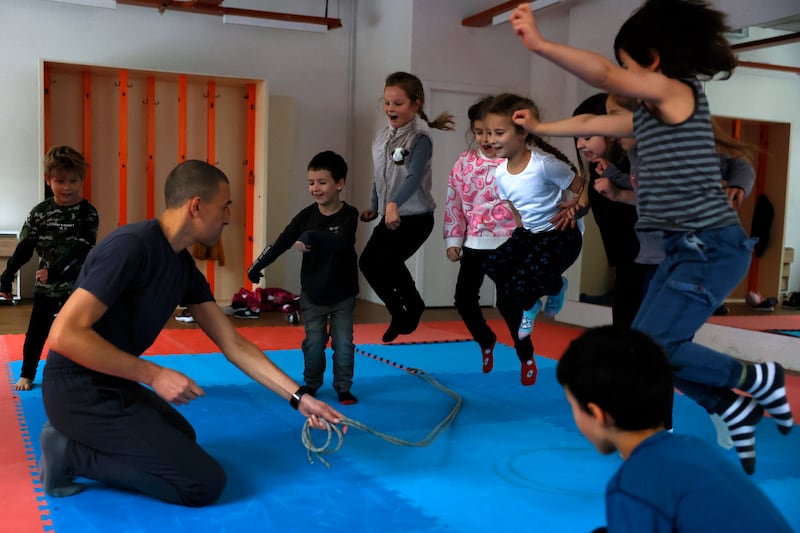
top-left (632, 224), bottom-right (755, 412)
top-left (300, 293), bottom-right (356, 392)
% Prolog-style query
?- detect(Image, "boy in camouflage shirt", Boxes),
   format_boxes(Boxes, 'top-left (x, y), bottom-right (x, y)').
top-left (0, 146), bottom-right (98, 390)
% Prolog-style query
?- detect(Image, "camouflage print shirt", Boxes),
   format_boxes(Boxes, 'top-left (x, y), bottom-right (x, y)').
top-left (0, 198), bottom-right (99, 298)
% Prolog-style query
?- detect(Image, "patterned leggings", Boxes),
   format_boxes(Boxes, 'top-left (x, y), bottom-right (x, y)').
top-left (484, 226), bottom-right (582, 311)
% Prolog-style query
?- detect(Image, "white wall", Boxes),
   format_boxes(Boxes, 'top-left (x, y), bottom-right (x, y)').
top-left (2, 0), bottom-right (798, 301)
top-left (351, 0), bottom-right (415, 301)
top-left (0, 0), bottom-right (355, 294)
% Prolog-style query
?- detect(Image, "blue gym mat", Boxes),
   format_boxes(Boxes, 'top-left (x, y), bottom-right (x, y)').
top-left (11, 342), bottom-right (800, 532)
top-left (767, 329), bottom-right (800, 338)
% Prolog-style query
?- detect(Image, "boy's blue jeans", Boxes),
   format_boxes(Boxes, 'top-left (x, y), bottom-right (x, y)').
top-left (300, 293), bottom-right (356, 393)
top-left (632, 224), bottom-right (756, 412)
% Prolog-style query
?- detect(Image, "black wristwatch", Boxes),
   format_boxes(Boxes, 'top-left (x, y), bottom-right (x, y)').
top-left (289, 388), bottom-right (305, 410)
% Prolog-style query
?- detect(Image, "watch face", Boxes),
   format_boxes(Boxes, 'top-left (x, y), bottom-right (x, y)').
top-left (290, 390), bottom-right (303, 409)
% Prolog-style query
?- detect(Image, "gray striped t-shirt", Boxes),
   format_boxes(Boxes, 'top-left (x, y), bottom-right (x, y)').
top-left (633, 78), bottom-right (739, 232)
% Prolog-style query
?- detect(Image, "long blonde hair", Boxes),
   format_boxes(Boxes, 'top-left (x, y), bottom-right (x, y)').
top-left (385, 71), bottom-right (455, 131)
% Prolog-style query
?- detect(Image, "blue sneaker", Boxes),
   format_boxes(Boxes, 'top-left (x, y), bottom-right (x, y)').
top-left (518, 300), bottom-right (541, 340)
top-left (544, 276), bottom-right (568, 318)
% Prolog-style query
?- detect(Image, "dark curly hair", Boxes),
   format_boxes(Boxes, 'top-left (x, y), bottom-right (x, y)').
top-left (613, 0), bottom-right (736, 80)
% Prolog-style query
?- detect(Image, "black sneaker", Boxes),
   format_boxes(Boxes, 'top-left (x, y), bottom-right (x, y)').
top-left (751, 300), bottom-right (775, 312)
top-left (233, 308), bottom-right (261, 319)
top-left (713, 304), bottom-right (729, 316)
top-left (783, 293), bottom-right (800, 310)
top-left (337, 390), bottom-right (357, 405)
top-left (298, 385), bottom-right (318, 397)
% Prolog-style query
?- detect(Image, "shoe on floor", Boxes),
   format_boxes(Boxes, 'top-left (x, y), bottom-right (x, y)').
top-left (233, 308), bottom-right (261, 319)
top-left (175, 308), bottom-right (194, 323)
top-left (337, 390), bottom-right (357, 405)
top-left (750, 300), bottom-right (775, 312)
top-left (298, 385), bottom-right (318, 397)
top-left (782, 292), bottom-right (800, 310)
top-left (713, 304), bottom-right (729, 316)
top-left (520, 357), bottom-right (537, 386)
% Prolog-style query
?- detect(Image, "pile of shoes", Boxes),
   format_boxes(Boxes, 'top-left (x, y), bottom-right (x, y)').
top-left (782, 292), bottom-right (800, 310)
top-left (746, 290), bottom-right (777, 312)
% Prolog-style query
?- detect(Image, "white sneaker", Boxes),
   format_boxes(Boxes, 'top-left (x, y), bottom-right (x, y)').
top-left (175, 309), bottom-right (194, 323)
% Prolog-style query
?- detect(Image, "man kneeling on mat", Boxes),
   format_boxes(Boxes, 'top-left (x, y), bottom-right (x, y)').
top-left (39, 160), bottom-right (345, 506)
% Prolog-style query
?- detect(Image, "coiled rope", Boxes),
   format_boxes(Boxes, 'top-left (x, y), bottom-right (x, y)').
top-left (300, 343), bottom-right (464, 467)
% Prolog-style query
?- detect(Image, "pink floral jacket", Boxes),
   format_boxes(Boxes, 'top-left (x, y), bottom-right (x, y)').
top-left (443, 149), bottom-right (516, 251)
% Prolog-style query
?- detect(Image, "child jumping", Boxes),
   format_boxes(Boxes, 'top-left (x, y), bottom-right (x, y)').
top-left (442, 96), bottom-right (529, 374)
top-left (483, 93), bottom-right (584, 386)
top-left (359, 71), bottom-right (454, 343)
top-left (248, 151), bottom-right (359, 404)
top-left (510, 0), bottom-right (793, 472)
top-left (0, 145), bottom-right (98, 390)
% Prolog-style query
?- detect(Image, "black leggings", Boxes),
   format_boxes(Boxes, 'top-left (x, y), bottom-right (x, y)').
top-left (42, 367), bottom-right (226, 506)
top-left (484, 226), bottom-right (582, 311)
top-left (21, 293), bottom-right (67, 380)
top-left (359, 213), bottom-right (434, 318)
top-left (455, 247), bottom-right (533, 362)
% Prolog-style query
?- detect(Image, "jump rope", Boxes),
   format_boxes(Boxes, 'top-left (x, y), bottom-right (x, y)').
top-left (300, 340), bottom-right (466, 467)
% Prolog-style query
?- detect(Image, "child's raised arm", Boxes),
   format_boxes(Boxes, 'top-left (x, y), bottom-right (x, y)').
top-left (509, 4), bottom-right (686, 115)
top-left (512, 108), bottom-right (633, 138)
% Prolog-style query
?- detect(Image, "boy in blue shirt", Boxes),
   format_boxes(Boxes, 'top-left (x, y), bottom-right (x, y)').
top-left (557, 326), bottom-right (792, 533)
top-left (249, 151), bottom-right (359, 404)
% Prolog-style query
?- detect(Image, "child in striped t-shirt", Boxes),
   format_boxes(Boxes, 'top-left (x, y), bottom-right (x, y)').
top-left (508, 0), bottom-right (793, 475)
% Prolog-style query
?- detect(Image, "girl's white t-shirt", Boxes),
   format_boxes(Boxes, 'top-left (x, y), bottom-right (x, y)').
top-left (495, 148), bottom-right (576, 233)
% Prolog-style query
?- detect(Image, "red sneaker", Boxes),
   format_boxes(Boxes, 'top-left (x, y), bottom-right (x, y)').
top-left (481, 341), bottom-right (495, 374)
top-left (521, 357), bottom-right (537, 386)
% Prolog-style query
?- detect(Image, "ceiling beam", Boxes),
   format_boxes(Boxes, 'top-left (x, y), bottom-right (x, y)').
top-left (462, 0), bottom-right (560, 27)
top-left (730, 32), bottom-right (800, 52)
top-left (737, 60), bottom-right (800, 75)
top-left (116, 0), bottom-right (343, 30)
top-left (462, 1), bottom-right (518, 27)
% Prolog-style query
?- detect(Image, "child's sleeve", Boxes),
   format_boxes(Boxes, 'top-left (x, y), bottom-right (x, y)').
top-left (248, 209), bottom-right (306, 277)
top-left (390, 135), bottom-right (432, 207)
top-left (443, 153), bottom-right (466, 248)
top-left (370, 182), bottom-right (378, 212)
top-left (0, 213), bottom-right (38, 293)
top-left (720, 154), bottom-right (755, 197)
top-left (601, 163), bottom-right (633, 191)
top-left (544, 156), bottom-right (577, 190)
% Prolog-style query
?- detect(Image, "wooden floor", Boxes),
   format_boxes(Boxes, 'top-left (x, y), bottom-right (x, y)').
top-left (2, 296), bottom-right (796, 337)
top-left (0, 298), bottom-right (497, 336)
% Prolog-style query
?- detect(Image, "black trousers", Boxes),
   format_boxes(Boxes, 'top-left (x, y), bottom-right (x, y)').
top-left (21, 293), bottom-right (68, 380)
top-left (42, 368), bottom-right (226, 506)
top-left (611, 260), bottom-right (651, 328)
top-left (484, 226), bottom-right (582, 311)
top-left (455, 247), bottom-right (533, 362)
top-left (359, 213), bottom-right (434, 319)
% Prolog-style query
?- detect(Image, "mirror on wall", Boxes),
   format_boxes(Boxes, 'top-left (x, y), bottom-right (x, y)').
top-left (574, 12), bottom-right (800, 319)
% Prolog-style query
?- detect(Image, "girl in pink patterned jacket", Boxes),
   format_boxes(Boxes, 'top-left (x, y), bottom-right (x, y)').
top-left (443, 96), bottom-right (531, 378)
